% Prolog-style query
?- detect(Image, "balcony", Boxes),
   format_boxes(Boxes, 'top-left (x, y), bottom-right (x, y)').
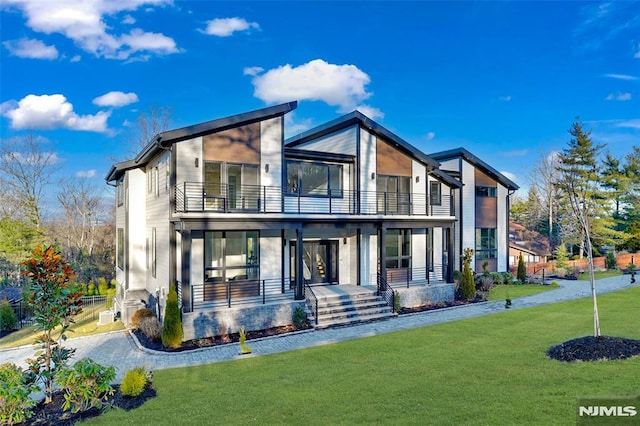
top-left (174, 182), bottom-right (454, 217)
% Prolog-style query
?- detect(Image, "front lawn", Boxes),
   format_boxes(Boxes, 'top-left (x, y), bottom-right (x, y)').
top-left (577, 270), bottom-right (623, 281)
top-left (488, 283), bottom-right (556, 301)
top-left (86, 286), bottom-right (640, 425)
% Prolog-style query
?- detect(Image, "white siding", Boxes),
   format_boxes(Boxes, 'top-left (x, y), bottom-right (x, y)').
top-left (294, 126), bottom-right (358, 156)
top-left (359, 128), bottom-right (377, 214)
top-left (412, 161), bottom-right (426, 215)
top-left (438, 158), bottom-right (459, 173)
top-left (145, 151), bottom-right (171, 296)
top-left (175, 136), bottom-right (203, 185)
top-left (127, 169), bottom-right (147, 292)
top-left (260, 232), bottom-right (282, 282)
top-left (412, 229), bottom-right (427, 281)
top-left (461, 159), bottom-right (476, 267)
top-left (191, 236), bottom-right (204, 302)
top-left (433, 228), bottom-right (444, 280)
top-left (261, 117), bottom-right (283, 212)
top-left (497, 184), bottom-right (508, 271)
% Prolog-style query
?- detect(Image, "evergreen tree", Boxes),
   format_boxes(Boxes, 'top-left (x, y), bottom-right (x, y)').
top-left (461, 248), bottom-right (475, 301)
top-left (517, 253), bottom-right (526, 283)
top-left (161, 282), bottom-right (183, 349)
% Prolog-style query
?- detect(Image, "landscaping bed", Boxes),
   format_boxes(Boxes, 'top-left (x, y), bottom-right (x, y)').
top-left (547, 335), bottom-right (640, 362)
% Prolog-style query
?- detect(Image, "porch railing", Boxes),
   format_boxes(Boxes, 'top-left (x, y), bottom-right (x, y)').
top-left (190, 277), bottom-right (292, 310)
top-left (376, 272), bottom-right (396, 313)
top-left (174, 182), bottom-right (454, 217)
top-left (371, 265), bottom-right (448, 289)
top-left (304, 282), bottom-right (318, 325)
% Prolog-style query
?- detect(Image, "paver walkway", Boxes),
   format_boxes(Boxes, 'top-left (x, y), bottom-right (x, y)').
top-left (1, 275), bottom-right (636, 382)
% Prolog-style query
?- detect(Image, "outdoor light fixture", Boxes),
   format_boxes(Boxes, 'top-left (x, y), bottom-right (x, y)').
top-left (371, 172), bottom-right (375, 180)
top-left (265, 164), bottom-right (269, 173)
top-left (416, 176), bottom-right (420, 183)
top-left (195, 158), bottom-right (199, 168)
top-left (343, 237), bottom-right (347, 244)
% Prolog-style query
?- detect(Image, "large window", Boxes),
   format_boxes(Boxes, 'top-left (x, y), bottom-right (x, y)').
top-left (377, 175), bottom-right (411, 214)
top-left (385, 229), bottom-right (411, 269)
top-left (476, 228), bottom-right (497, 259)
top-left (117, 228), bottom-right (125, 270)
top-left (204, 231), bottom-right (259, 282)
top-left (476, 186), bottom-right (497, 197)
top-left (204, 162), bottom-right (259, 210)
top-left (286, 160), bottom-right (343, 197)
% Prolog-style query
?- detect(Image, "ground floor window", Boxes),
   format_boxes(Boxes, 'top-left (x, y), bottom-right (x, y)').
top-left (385, 229), bottom-right (411, 269)
top-left (204, 231), bottom-right (259, 282)
top-left (117, 228), bottom-right (125, 270)
top-left (476, 228), bottom-right (497, 259)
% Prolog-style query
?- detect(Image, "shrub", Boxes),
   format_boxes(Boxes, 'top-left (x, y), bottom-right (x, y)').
top-left (555, 244), bottom-right (569, 269)
top-left (605, 252), bottom-right (617, 270)
top-left (502, 271), bottom-right (515, 285)
top-left (239, 325), bottom-right (252, 354)
top-left (138, 316), bottom-right (162, 341)
top-left (393, 291), bottom-right (401, 312)
top-left (490, 272), bottom-right (504, 286)
top-left (517, 253), bottom-right (526, 284)
top-left (0, 300), bottom-right (18, 332)
top-left (162, 283), bottom-right (183, 349)
top-left (97, 278), bottom-right (109, 296)
top-left (120, 368), bottom-right (148, 397)
top-left (461, 248), bottom-right (475, 301)
top-left (131, 308), bottom-right (155, 329)
top-left (292, 306), bottom-right (307, 329)
top-left (87, 283), bottom-right (97, 296)
top-left (54, 358), bottom-right (115, 413)
top-left (0, 363), bottom-right (39, 424)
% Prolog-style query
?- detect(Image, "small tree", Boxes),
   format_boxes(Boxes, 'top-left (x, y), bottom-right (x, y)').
top-left (605, 252), bottom-right (617, 270)
top-left (461, 248), bottom-right (475, 301)
top-left (554, 244), bottom-right (569, 269)
top-left (161, 283), bottom-right (183, 349)
top-left (517, 253), bottom-right (527, 283)
top-left (22, 246), bottom-right (83, 404)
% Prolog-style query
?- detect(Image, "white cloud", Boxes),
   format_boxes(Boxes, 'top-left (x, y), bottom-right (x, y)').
top-left (76, 169), bottom-right (97, 178)
top-left (284, 113), bottom-right (314, 136)
top-left (203, 17), bottom-right (259, 37)
top-left (426, 132), bottom-right (435, 140)
top-left (355, 105), bottom-right (384, 120)
top-left (500, 171), bottom-right (518, 184)
top-left (1, 94), bottom-right (110, 132)
top-left (250, 59), bottom-right (379, 115)
top-left (635, 43), bottom-right (640, 58)
top-left (93, 91), bottom-right (139, 107)
top-left (3, 37), bottom-right (58, 59)
top-left (243, 66), bottom-right (264, 76)
top-left (70, 55), bottom-right (81, 62)
top-left (604, 73), bottom-right (638, 80)
top-left (122, 14), bottom-right (136, 25)
top-left (499, 95), bottom-right (512, 102)
top-left (605, 92), bottom-right (632, 101)
top-left (615, 119), bottom-right (640, 129)
top-left (1, 0), bottom-right (178, 60)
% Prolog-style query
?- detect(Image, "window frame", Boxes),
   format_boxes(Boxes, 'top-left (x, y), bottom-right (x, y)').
top-left (385, 229), bottom-right (412, 270)
top-left (430, 181), bottom-right (442, 206)
top-left (475, 227), bottom-right (497, 259)
top-left (475, 185), bottom-right (497, 198)
top-left (285, 160), bottom-right (344, 198)
top-left (204, 231), bottom-right (260, 283)
top-left (117, 228), bottom-right (125, 271)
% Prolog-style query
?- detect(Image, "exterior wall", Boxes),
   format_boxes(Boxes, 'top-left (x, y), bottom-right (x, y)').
top-left (412, 229), bottom-right (427, 282)
top-left (413, 161), bottom-right (427, 215)
top-left (203, 122), bottom-right (260, 164)
top-left (395, 283), bottom-right (455, 308)
top-left (260, 117), bottom-right (283, 212)
top-left (182, 301), bottom-right (305, 340)
top-left (127, 168), bottom-right (147, 293)
top-left (175, 136), bottom-right (203, 186)
top-left (293, 126), bottom-right (358, 155)
top-left (145, 152), bottom-right (171, 308)
top-left (497, 184), bottom-right (508, 271)
top-left (433, 227), bottom-right (444, 280)
top-left (376, 138), bottom-right (412, 176)
top-left (359, 128), bottom-right (377, 214)
top-left (461, 159), bottom-right (476, 268)
top-left (260, 230), bottom-right (282, 282)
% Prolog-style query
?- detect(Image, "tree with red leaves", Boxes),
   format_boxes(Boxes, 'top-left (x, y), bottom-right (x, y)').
top-left (22, 246), bottom-right (83, 404)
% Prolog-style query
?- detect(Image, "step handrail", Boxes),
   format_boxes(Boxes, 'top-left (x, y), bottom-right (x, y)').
top-left (303, 281), bottom-right (318, 325)
top-left (376, 272), bottom-right (396, 313)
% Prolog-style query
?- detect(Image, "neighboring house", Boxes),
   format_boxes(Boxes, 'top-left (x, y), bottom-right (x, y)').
top-left (106, 102), bottom-right (516, 340)
top-left (429, 148), bottom-right (520, 273)
top-left (508, 220), bottom-right (550, 268)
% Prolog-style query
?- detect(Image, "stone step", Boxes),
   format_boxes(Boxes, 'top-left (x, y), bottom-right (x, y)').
top-left (311, 311), bottom-right (397, 329)
top-left (315, 299), bottom-right (389, 316)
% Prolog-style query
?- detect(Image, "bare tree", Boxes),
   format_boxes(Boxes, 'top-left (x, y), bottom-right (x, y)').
top-left (0, 134), bottom-right (59, 228)
top-left (529, 151), bottom-right (563, 248)
top-left (126, 105), bottom-right (173, 156)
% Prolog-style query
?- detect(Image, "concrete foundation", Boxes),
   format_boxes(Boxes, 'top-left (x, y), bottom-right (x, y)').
top-left (395, 283), bottom-right (455, 308)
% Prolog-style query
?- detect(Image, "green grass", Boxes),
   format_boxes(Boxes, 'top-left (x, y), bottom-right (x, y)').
top-left (488, 284), bottom-right (557, 301)
top-left (577, 270), bottom-right (623, 281)
top-left (0, 304), bottom-right (124, 349)
top-left (87, 287), bottom-right (640, 425)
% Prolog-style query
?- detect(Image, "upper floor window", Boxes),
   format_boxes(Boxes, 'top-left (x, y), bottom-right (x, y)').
top-left (116, 181), bottom-right (125, 207)
top-left (377, 175), bottom-right (411, 214)
top-left (117, 228), bottom-right (125, 270)
top-left (430, 181), bottom-right (442, 206)
top-left (475, 227), bottom-right (497, 259)
top-left (286, 160), bottom-right (343, 197)
top-left (476, 186), bottom-right (497, 197)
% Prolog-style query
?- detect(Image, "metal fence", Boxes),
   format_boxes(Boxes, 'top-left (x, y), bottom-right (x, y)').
top-left (1, 295), bottom-right (110, 331)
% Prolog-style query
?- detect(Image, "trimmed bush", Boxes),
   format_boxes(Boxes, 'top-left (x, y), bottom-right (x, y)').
top-left (131, 308), bottom-right (154, 329)
top-left (0, 300), bottom-right (18, 332)
top-left (162, 283), bottom-right (183, 349)
top-left (605, 252), bottom-right (617, 270)
top-left (461, 248), bottom-right (475, 301)
top-left (138, 316), bottom-right (162, 341)
top-left (517, 253), bottom-right (526, 284)
top-left (292, 306), bottom-right (307, 329)
top-left (502, 272), bottom-right (515, 285)
top-left (0, 363), bottom-right (39, 425)
top-left (54, 358), bottom-right (115, 413)
top-left (121, 368), bottom-right (148, 397)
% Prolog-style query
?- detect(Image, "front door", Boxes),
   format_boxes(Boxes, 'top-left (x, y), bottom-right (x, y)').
top-left (292, 240), bottom-right (338, 285)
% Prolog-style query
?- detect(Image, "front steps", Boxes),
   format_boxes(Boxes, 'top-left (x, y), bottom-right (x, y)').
top-left (306, 286), bottom-right (396, 328)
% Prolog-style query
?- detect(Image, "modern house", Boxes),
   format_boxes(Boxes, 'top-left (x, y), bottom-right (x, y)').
top-left (106, 102), bottom-right (517, 340)
top-left (429, 148), bottom-right (519, 273)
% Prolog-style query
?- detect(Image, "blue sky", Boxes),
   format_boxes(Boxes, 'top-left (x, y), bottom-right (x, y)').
top-left (1, 1), bottom-right (639, 200)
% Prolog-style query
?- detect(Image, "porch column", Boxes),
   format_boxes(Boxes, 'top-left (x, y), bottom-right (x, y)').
top-left (295, 228), bottom-right (304, 300)
top-left (181, 229), bottom-right (192, 312)
top-left (379, 226), bottom-right (387, 291)
top-left (447, 226), bottom-right (455, 283)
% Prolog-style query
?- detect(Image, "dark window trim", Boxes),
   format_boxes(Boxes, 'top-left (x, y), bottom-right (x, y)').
top-left (285, 159), bottom-right (344, 198)
top-left (203, 231), bottom-right (260, 282)
top-left (475, 185), bottom-right (497, 198)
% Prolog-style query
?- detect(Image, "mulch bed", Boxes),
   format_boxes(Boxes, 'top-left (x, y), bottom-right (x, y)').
top-left (547, 336), bottom-right (640, 362)
top-left (20, 384), bottom-right (156, 425)
top-left (132, 324), bottom-right (308, 352)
